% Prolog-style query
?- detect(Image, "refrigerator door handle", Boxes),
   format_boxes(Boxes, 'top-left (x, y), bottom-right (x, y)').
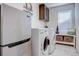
top-left (0, 44), bottom-right (8, 47)
top-left (0, 38), bottom-right (30, 48)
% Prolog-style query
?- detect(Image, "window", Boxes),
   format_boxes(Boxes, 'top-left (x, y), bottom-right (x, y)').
top-left (58, 10), bottom-right (73, 34)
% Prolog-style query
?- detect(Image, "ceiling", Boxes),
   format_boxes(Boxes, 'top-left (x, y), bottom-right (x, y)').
top-left (45, 3), bottom-right (69, 8)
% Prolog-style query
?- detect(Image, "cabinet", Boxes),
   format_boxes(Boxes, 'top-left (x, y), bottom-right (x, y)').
top-left (64, 36), bottom-right (73, 42)
top-left (56, 34), bottom-right (76, 47)
top-left (56, 35), bottom-right (63, 41)
top-left (39, 4), bottom-right (49, 21)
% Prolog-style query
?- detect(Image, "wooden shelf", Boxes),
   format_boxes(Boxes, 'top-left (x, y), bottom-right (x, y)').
top-left (56, 34), bottom-right (76, 47)
top-left (56, 34), bottom-right (76, 37)
top-left (56, 41), bottom-right (75, 46)
top-left (39, 4), bottom-right (49, 21)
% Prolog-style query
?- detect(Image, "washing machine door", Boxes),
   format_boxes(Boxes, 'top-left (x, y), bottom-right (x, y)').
top-left (48, 30), bottom-right (56, 55)
top-left (41, 37), bottom-right (50, 56)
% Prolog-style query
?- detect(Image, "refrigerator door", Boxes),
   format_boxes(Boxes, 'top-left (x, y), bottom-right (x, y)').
top-left (1, 4), bottom-right (31, 45)
top-left (1, 4), bottom-right (31, 56)
top-left (2, 40), bottom-right (31, 56)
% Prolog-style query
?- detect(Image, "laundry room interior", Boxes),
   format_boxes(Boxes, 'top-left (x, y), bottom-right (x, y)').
top-left (0, 3), bottom-right (79, 56)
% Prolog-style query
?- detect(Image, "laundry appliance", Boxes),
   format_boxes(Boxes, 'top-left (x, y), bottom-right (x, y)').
top-left (31, 28), bottom-right (50, 56)
top-left (48, 28), bottom-right (56, 55)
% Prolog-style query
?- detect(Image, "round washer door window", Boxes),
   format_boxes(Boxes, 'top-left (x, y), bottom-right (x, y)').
top-left (41, 36), bottom-right (50, 55)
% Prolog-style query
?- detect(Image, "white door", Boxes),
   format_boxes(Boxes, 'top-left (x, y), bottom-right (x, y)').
top-left (75, 4), bottom-right (79, 53)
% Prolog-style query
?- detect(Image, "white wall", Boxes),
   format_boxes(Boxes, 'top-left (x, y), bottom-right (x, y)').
top-left (75, 3), bottom-right (79, 53)
top-left (48, 7), bottom-right (58, 32)
top-left (31, 3), bottom-right (45, 28)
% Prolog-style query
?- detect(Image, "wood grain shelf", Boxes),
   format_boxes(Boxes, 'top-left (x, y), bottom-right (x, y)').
top-left (56, 41), bottom-right (75, 46)
top-left (56, 34), bottom-right (76, 47)
top-left (39, 4), bottom-right (49, 21)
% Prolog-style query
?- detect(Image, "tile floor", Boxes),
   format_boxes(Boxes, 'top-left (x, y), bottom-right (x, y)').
top-left (52, 44), bottom-right (79, 56)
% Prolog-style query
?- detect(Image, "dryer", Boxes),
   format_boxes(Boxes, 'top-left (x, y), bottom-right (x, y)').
top-left (31, 28), bottom-right (50, 56)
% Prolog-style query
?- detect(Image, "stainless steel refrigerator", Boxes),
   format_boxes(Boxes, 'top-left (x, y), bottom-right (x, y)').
top-left (0, 4), bottom-right (32, 56)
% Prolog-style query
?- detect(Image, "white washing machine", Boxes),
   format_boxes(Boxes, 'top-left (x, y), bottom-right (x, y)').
top-left (48, 28), bottom-right (56, 55)
top-left (31, 28), bottom-right (50, 56)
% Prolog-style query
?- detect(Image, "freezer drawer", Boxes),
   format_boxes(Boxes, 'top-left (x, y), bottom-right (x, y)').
top-left (1, 38), bottom-right (31, 56)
